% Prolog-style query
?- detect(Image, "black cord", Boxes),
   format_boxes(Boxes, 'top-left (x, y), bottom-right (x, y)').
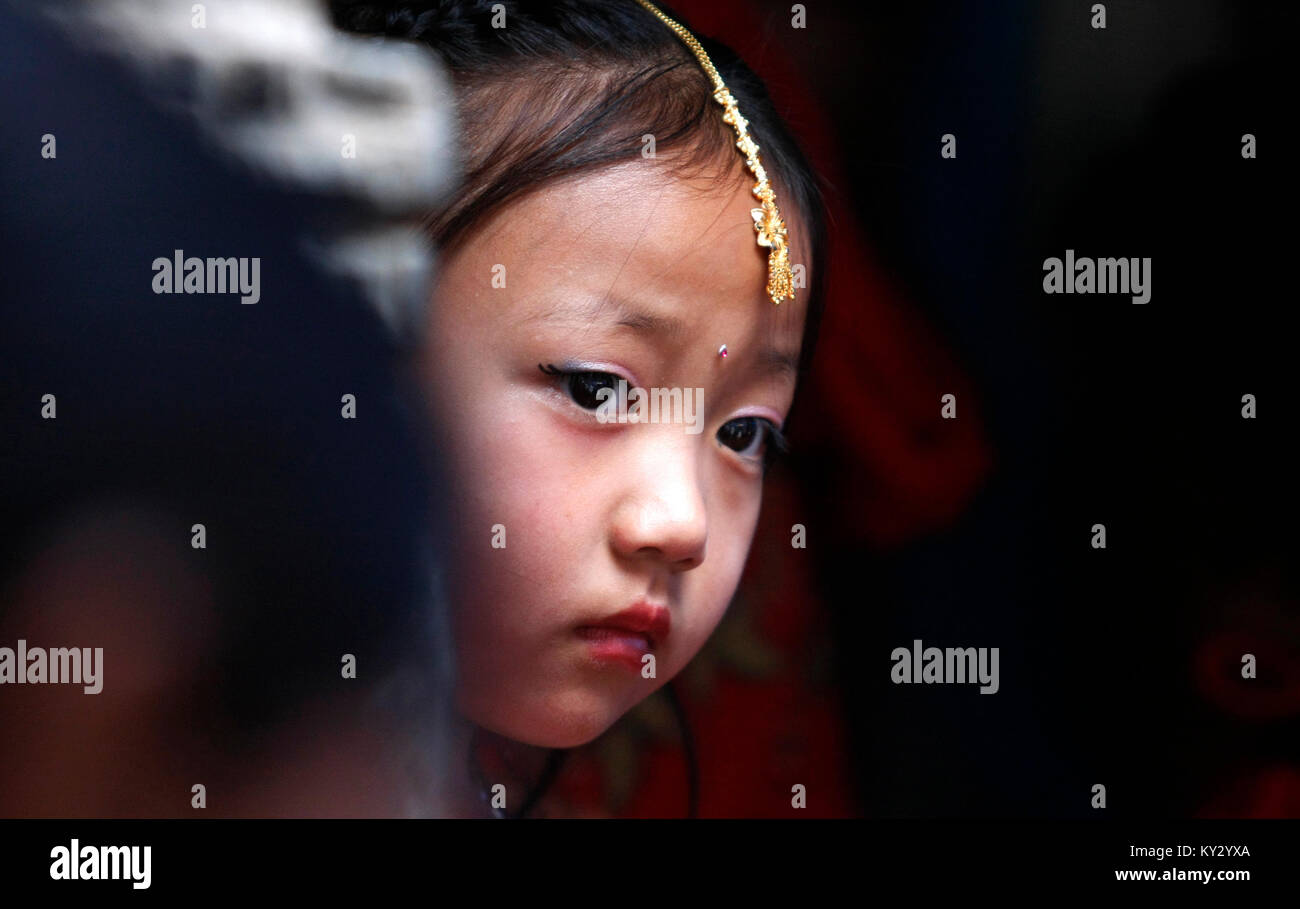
top-left (664, 681), bottom-right (699, 819)
top-left (513, 747), bottom-right (568, 819)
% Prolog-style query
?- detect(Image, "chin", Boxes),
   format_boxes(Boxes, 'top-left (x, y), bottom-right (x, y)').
top-left (464, 687), bottom-right (628, 749)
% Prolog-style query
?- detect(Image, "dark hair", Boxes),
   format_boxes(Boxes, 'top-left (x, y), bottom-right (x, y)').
top-left (331, 0), bottom-right (827, 379)
top-left (330, 0), bottom-right (829, 817)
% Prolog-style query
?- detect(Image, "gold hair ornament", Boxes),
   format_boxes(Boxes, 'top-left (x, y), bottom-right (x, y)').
top-left (634, 0), bottom-right (795, 305)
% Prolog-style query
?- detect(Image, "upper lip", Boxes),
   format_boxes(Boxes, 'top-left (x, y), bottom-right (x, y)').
top-left (581, 601), bottom-right (672, 649)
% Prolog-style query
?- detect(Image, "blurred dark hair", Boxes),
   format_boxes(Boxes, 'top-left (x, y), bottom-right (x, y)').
top-left (331, 0), bottom-right (828, 380)
top-left (0, 4), bottom-right (450, 815)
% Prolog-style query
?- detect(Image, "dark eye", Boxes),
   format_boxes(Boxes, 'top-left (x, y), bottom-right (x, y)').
top-left (539, 363), bottom-right (619, 410)
top-left (717, 416), bottom-right (785, 461)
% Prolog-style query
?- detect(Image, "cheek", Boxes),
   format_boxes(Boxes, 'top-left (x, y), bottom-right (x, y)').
top-left (441, 399), bottom-right (607, 636)
top-left (669, 480), bottom-right (763, 671)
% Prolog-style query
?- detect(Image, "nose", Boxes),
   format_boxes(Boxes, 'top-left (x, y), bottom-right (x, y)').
top-left (609, 434), bottom-right (708, 572)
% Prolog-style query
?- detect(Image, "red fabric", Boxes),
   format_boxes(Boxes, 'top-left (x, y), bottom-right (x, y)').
top-left (1193, 608), bottom-right (1300, 816)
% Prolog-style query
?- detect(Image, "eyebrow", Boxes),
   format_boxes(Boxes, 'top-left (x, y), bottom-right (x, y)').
top-left (755, 344), bottom-right (801, 380)
top-left (537, 294), bottom-right (801, 380)
top-left (613, 307), bottom-right (687, 342)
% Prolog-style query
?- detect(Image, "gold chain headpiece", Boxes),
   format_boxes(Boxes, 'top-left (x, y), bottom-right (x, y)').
top-left (634, 0), bottom-right (795, 305)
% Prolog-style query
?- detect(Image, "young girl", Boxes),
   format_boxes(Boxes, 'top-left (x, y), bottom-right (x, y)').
top-left (333, 0), bottom-right (828, 816)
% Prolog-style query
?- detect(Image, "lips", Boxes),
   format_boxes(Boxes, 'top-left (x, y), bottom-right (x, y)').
top-left (578, 601), bottom-right (671, 650)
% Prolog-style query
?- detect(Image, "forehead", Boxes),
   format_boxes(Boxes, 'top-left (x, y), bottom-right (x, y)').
top-left (461, 156), bottom-right (809, 346)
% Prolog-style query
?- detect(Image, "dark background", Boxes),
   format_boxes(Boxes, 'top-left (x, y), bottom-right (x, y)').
top-left (774, 0), bottom-right (1297, 816)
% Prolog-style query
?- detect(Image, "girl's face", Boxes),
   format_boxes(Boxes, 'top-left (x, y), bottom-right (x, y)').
top-left (422, 156), bottom-right (809, 747)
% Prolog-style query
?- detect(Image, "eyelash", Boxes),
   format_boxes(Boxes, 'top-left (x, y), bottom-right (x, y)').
top-left (538, 362), bottom-right (790, 469)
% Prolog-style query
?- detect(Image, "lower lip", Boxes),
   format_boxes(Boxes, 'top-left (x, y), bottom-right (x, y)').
top-left (576, 627), bottom-right (652, 672)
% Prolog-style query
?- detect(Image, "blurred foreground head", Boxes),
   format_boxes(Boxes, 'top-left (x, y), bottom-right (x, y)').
top-left (0, 0), bottom-right (464, 816)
